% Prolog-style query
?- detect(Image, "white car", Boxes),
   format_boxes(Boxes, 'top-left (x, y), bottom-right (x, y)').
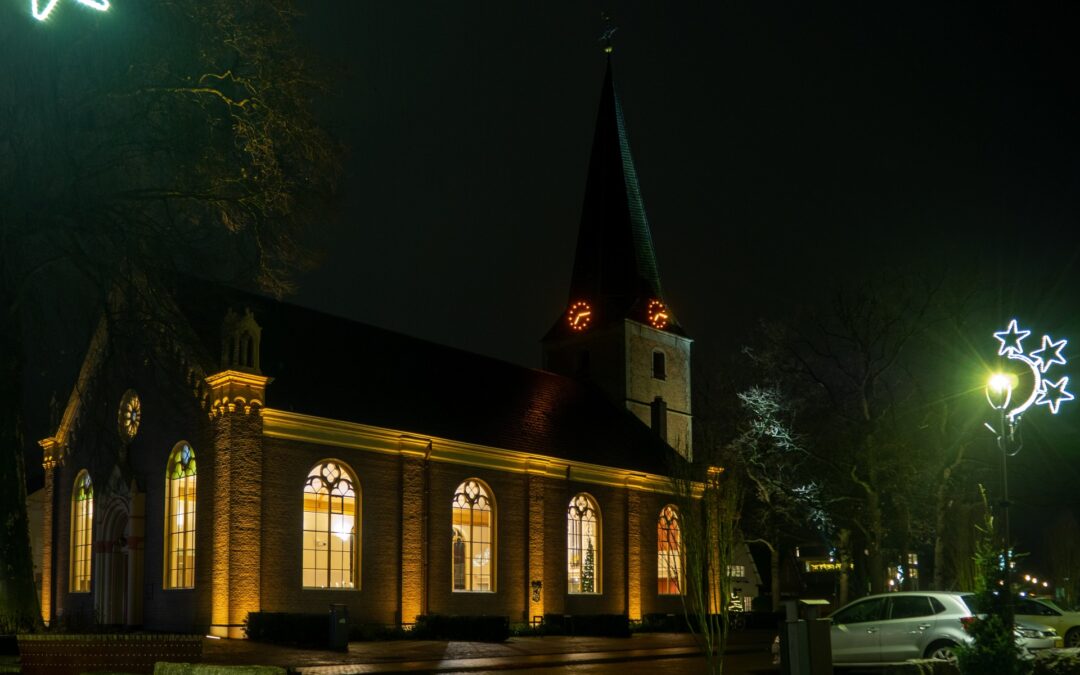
top-left (827, 591), bottom-right (1060, 665)
top-left (1015, 597), bottom-right (1080, 647)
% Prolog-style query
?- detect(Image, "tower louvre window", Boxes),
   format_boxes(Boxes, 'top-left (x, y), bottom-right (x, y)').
top-left (576, 350), bottom-right (591, 377)
top-left (652, 351), bottom-right (666, 380)
top-left (651, 396), bottom-right (668, 441)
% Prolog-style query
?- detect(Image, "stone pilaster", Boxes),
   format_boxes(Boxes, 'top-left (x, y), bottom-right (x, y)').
top-left (526, 472), bottom-right (546, 624)
top-left (206, 370), bottom-right (269, 638)
top-left (626, 485), bottom-right (642, 621)
top-left (399, 438), bottom-right (429, 626)
top-left (39, 438), bottom-right (60, 626)
top-left (127, 492), bottom-right (145, 626)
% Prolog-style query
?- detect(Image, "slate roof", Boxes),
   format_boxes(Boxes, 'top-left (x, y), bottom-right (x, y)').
top-left (547, 57), bottom-right (685, 340)
top-left (174, 278), bottom-right (685, 477)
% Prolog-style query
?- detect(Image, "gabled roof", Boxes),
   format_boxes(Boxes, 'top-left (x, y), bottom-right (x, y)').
top-left (548, 58), bottom-right (683, 340)
top-left (175, 278), bottom-right (685, 477)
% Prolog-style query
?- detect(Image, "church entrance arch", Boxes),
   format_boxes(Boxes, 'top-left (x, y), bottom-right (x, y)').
top-left (96, 482), bottom-right (145, 627)
top-left (99, 504), bottom-right (129, 625)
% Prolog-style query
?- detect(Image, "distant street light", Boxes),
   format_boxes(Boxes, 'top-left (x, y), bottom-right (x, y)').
top-left (32, 0), bottom-right (109, 21)
top-left (985, 319), bottom-right (1072, 628)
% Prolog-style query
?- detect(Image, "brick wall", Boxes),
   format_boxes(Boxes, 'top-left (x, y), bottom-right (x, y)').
top-left (258, 438), bottom-right (402, 624)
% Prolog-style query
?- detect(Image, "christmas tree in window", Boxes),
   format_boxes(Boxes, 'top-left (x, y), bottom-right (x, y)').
top-left (582, 538), bottom-right (595, 593)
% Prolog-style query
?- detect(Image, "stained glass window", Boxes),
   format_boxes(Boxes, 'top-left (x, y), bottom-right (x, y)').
top-left (657, 504), bottom-right (682, 595)
top-left (452, 479), bottom-right (494, 592)
top-left (567, 493), bottom-right (600, 594)
top-left (70, 470), bottom-right (93, 592)
top-left (303, 461), bottom-right (358, 589)
top-left (165, 442), bottom-right (197, 589)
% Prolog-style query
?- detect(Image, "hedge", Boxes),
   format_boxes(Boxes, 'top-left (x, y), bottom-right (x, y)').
top-left (244, 612), bottom-right (329, 649)
top-left (542, 614), bottom-right (630, 637)
top-left (411, 615), bottom-right (510, 642)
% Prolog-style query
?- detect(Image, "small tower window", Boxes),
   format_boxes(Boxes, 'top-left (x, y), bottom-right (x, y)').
top-left (653, 351), bottom-right (666, 380)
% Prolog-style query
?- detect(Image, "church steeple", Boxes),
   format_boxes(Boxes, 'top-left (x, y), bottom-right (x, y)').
top-left (549, 58), bottom-right (683, 339)
top-left (543, 56), bottom-right (693, 460)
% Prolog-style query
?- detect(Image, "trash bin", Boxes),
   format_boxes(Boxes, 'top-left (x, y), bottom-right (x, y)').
top-left (329, 603), bottom-right (349, 651)
top-left (780, 599), bottom-right (832, 675)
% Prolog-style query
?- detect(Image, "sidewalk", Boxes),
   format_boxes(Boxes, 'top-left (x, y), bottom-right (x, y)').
top-left (200, 630), bottom-right (777, 674)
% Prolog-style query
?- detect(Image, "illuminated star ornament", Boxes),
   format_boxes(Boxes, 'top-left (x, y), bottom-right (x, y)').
top-left (992, 319), bottom-right (1072, 420)
top-left (32, 0), bottom-right (109, 21)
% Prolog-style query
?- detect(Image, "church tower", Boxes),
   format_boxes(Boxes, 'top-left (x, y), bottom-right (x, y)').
top-left (543, 58), bottom-right (693, 460)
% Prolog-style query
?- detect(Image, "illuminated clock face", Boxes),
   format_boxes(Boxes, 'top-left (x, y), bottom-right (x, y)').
top-left (117, 389), bottom-right (141, 442)
top-left (567, 301), bottom-right (592, 331)
top-left (647, 300), bottom-right (669, 330)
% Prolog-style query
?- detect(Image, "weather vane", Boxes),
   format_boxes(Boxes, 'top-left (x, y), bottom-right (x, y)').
top-left (32, 0), bottom-right (109, 21)
top-left (599, 12), bottom-right (618, 54)
top-left (987, 319), bottom-right (1072, 424)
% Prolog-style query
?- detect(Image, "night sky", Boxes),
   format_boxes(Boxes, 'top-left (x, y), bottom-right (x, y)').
top-left (289, 1), bottom-right (1080, 570)
top-left (19, 2), bottom-right (1080, 574)
top-left (294, 1), bottom-right (1080, 373)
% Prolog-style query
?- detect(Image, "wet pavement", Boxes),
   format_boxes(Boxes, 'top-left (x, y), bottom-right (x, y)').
top-left (198, 629), bottom-right (780, 674)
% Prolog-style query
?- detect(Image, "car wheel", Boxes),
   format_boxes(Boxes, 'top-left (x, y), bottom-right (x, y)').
top-left (1066, 628), bottom-right (1080, 648)
top-left (925, 641), bottom-right (958, 662)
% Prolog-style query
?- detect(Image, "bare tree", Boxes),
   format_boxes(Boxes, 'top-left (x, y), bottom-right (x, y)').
top-left (782, 277), bottom-right (937, 594)
top-left (1047, 512), bottom-right (1080, 610)
top-left (731, 384), bottom-right (825, 611)
top-left (670, 464), bottom-right (742, 675)
top-left (0, 0), bottom-right (338, 631)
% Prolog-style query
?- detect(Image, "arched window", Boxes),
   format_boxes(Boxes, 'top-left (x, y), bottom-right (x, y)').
top-left (165, 442), bottom-right (197, 589)
top-left (452, 479), bottom-right (494, 592)
top-left (70, 470), bottom-right (93, 592)
top-left (567, 493), bottom-right (601, 594)
top-left (658, 504), bottom-right (682, 595)
top-left (303, 461), bottom-right (358, 589)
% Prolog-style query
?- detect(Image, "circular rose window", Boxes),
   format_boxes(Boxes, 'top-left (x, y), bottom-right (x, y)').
top-left (118, 389), bottom-right (141, 442)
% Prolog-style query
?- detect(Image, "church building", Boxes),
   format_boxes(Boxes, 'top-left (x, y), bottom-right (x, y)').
top-left (35, 60), bottom-right (745, 636)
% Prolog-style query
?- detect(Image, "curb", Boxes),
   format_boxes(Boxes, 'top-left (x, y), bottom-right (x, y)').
top-left (293, 643), bottom-right (771, 674)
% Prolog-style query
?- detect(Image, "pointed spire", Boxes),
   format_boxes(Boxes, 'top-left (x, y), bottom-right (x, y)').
top-left (563, 58), bottom-right (680, 334)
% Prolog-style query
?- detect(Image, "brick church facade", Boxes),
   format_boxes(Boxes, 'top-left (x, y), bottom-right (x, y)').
top-left (35, 60), bottom-right (752, 636)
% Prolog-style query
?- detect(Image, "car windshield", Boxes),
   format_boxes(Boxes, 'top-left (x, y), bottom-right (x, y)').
top-left (1038, 599), bottom-right (1066, 613)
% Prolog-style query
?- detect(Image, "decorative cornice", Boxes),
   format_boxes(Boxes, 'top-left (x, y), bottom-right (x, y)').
top-left (260, 408), bottom-right (683, 495)
top-left (39, 437), bottom-right (62, 470)
top-left (205, 370), bottom-right (272, 417)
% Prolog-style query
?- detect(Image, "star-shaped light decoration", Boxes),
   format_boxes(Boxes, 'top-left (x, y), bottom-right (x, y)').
top-left (1030, 335), bottom-right (1068, 373)
top-left (990, 319), bottom-right (1072, 420)
top-left (994, 319), bottom-right (1031, 356)
top-left (32, 0), bottom-right (109, 21)
top-left (1037, 377), bottom-right (1074, 414)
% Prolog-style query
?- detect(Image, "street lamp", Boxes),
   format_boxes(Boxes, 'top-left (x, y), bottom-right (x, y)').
top-left (984, 319), bottom-right (1072, 628)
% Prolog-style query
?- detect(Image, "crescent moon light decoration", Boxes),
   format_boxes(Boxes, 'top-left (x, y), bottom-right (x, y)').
top-left (989, 319), bottom-right (1073, 423)
top-left (32, 0), bottom-right (109, 21)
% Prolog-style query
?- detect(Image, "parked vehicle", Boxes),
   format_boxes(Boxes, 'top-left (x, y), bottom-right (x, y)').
top-left (827, 591), bottom-right (1060, 665)
top-left (1015, 596), bottom-right (1080, 647)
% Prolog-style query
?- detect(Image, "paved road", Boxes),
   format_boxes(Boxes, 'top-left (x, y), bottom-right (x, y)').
top-left (441, 650), bottom-right (778, 674)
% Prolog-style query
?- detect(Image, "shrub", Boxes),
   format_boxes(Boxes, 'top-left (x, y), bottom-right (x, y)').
top-left (637, 613), bottom-right (691, 633)
top-left (244, 612), bottom-right (329, 649)
top-left (542, 614), bottom-right (630, 637)
top-left (347, 623), bottom-right (410, 642)
top-left (1032, 648), bottom-right (1080, 675)
top-left (412, 615), bottom-right (509, 642)
top-left (954, 613), bottom-right (1029, 675)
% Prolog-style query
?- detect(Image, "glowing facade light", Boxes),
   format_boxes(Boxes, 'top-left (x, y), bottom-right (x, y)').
top-left (988, 319), bottom-right (1071, 422)
top-left (32, 0), bottom-right (109, 21)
